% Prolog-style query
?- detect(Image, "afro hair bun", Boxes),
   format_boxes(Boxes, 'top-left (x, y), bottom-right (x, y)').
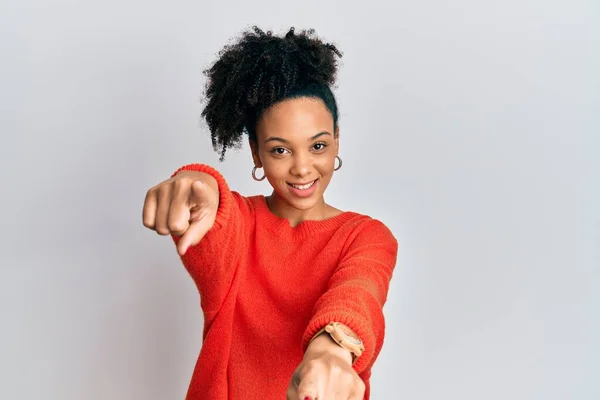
top-left (200, 26), bottom-right (343, 160)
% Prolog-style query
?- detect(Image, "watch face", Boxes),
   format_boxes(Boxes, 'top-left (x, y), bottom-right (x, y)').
top-left (339, 324), bottom-right (362, 345)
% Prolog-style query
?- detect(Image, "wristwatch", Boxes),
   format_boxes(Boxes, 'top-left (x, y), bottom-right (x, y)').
top-left (309, 322), bottom-right (364, 365)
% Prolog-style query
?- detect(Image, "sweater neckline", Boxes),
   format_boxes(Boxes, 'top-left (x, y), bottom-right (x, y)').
top-left (252, 195), bottom-right (359, 236)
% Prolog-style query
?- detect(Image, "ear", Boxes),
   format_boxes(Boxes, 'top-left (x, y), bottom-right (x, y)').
top-left (334, 125), bottom-right (340, 155)
top-left (249, 138), bottom-right (262, 168)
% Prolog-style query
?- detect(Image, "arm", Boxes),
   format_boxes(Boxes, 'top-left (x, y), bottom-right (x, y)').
top-left (301, 219), bottom-right (399, 374)
top-left (170, 163), bottom-right (250, 318)
top-left (288, 220), bottom-right (397, 399)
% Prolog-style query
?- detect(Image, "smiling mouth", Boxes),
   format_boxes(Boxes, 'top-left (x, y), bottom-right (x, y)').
top-left (287, 179), bottom-right (317, 190)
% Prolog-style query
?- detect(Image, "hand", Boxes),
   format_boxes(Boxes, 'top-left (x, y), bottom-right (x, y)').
top-left (142, 170), bottom-right (219, 256)
top-left (287, 334), bottom-right (365, 400)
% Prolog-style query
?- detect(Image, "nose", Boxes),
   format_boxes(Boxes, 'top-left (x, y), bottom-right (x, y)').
top-left (290, 153), bottom-right (311, 178)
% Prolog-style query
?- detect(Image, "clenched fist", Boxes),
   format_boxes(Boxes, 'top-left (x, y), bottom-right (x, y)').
top-left (142, 170), bottom-right (219, 256)
top-left (287, 334), bottom-right (365, 400)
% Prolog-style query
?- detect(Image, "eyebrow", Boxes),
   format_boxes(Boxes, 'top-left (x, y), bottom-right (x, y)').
top-left (264, 131), bottom-right (332, 144)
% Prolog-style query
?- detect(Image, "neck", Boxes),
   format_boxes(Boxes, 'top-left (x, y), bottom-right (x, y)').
top-left (266, 191), bottom-right (328, 227)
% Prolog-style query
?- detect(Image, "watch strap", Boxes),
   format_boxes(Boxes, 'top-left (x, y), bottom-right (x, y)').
top-left (308, 322), bottom-right (364, 365)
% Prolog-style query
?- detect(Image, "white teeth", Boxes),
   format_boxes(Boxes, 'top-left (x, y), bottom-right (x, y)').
top-left (291, 180), bottom-right (315, 190)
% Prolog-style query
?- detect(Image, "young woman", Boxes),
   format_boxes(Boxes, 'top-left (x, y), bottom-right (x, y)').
top-left (142, 26), bottom-right (398, 400)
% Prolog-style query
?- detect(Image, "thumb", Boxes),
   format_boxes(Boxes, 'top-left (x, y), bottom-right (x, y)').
top-left (188, 179), bottom-right (214, 207)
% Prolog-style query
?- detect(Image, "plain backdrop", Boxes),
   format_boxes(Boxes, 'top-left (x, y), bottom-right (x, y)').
top-left (1, 0), bottom-right (598, 399)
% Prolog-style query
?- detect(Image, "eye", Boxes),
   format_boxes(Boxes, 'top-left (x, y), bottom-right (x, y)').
top-left (271, 147), bottom-right (290, 155)
top-left (312, 142), bottom-right (328, 152)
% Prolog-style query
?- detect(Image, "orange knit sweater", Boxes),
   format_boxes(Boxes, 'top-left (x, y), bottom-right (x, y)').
top-left (171, 164), bottom-right (398, 400)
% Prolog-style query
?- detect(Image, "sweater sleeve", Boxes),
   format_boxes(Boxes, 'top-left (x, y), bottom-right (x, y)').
top-left (301, 219), bottom-right (399, 374)
top-left (170, 163), bottom-right (250, 319)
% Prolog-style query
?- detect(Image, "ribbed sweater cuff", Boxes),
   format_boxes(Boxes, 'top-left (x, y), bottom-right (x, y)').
top-left (171, 163), bottom-right (232, 231)
top-left (302, 310), bottom-right (381, 374)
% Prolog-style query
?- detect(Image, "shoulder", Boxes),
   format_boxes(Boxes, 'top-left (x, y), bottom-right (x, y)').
top-left (338, 212), bottom-right (398, 249)
top-left (228, 191), bottom-right (260, 214)
top-left (334, 213), bottom-right (398, 271)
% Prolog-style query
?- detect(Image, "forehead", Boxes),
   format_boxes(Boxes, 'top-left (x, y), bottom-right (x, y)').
top-left (256, 97), bottom-right (334, 139)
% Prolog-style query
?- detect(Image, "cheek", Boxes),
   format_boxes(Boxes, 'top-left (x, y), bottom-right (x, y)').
top-left (317, 156), bottom-right (336, 175)
top-left (262, 159), bottom-right (288, 181)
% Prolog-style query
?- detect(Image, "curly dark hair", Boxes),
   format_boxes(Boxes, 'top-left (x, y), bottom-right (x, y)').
top-left (200, 26), bottom-right (343, 160)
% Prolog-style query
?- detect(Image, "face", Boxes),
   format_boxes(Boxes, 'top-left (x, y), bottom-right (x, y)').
top-left (250, 97), bottom-right (339, 213)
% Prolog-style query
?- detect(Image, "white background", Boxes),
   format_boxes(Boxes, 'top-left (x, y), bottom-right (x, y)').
top-left (1, 0), bottom-right (598, 399)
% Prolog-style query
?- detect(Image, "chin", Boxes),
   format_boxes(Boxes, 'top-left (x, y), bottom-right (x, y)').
top-left (286, 196), bottom-right (320, 211)
top-left (274, 185), bottom-right (323, 211)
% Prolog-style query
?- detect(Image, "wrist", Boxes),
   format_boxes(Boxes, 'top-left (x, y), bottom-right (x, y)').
top-left (307, 322), bottom-right (364, 366)
top-left (305, 332), bottom-right (353, 366)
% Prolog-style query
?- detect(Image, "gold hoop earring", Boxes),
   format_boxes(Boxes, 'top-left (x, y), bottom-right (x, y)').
top-left (252, 166), bottom-right (266, 181)
top-left (334, 155), bottom-right (343, 171)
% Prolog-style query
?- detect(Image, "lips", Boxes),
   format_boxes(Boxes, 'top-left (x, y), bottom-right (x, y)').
top-left (287, 179), bottom-right (318, 198)
top-left (288, 179), bottom-right (317, 190)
